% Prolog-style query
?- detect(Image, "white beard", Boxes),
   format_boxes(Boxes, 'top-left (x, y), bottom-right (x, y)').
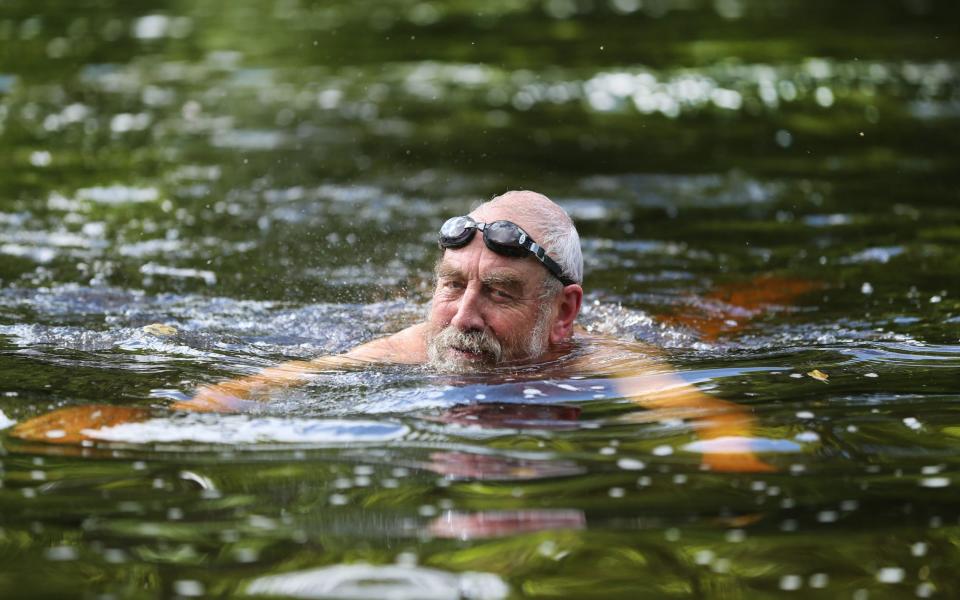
top-left (426, 305), bottom-right (551, 373)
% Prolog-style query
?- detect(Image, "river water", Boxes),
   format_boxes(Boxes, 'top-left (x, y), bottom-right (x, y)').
top-left (1, 1), bottom-right (959, 598)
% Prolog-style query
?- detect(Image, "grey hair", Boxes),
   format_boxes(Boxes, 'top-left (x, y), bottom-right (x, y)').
top-left (474, 191), bottom-right (584, 294)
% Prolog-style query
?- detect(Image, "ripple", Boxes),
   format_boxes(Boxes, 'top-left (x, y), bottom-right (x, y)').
top-left (0, 284), bottom-right (424, 356)
top-left (88, 415), bottom-right (409, 445)
top-left (844, 342), bottom-right (960, 367)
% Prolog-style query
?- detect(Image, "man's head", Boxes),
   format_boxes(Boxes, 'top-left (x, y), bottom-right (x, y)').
top-left (426, 190), bottom-right (584, 372)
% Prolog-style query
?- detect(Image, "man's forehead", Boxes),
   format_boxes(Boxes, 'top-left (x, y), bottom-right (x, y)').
top-left (436, 251), bottom-right (531, 285)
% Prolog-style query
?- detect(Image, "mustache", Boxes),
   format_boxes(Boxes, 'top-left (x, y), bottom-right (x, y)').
top-left (430, 326), bottom-right (503, 364)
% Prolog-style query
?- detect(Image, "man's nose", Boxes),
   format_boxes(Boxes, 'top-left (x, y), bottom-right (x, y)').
top-left (449, 287), bottom-right (486, 332)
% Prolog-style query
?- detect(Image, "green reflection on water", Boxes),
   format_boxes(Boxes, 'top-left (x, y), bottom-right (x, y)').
top-left (1, 0), bottom-right (959, 598)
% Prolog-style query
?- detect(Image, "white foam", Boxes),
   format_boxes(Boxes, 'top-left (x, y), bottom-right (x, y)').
top-left (85, 416), bottom-right (409, 445)
top-left (0, 409), bottom-right (15, 430)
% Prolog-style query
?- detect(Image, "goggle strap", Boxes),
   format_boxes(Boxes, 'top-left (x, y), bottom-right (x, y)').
top-left (526, 239), bottom-right (573, 285)
top-left (541, 253), bottom-right (572, 285)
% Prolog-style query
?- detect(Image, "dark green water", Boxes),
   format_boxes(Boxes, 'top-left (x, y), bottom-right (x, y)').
top-left (1, 0), bottom-right (959, 598)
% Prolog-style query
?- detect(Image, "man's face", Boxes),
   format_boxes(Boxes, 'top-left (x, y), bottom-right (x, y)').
top-left (426, 224), bottom-right (554, 372)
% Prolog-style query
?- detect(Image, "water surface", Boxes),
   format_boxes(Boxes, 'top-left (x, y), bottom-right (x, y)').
top-left (1, 1), bottom-right (959, 598)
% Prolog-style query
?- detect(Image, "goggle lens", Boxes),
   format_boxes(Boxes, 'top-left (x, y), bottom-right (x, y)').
top-left (484, 221), bottom-right (526, 256)
top-left (439, 216), bottom-right (475, 246)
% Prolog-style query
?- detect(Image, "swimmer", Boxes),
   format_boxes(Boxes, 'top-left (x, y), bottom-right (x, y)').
top-left (178, 190), bottom-right (775, 472)
top-left (14, 190), bottom-right (812, 472)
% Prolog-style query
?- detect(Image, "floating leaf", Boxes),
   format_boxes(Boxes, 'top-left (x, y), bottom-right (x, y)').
top-left (142, 323), bottom-right (177, 336)
top-left (806, 369), bottom-right (829, 383)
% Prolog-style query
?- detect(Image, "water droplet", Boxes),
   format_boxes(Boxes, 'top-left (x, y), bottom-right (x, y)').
top-left (711, 558), bottom-right (731, 574)
top-left (876, 567), bottom-right (905, 584)
top-left (817, 510), bottom-right (838, 523)
top-left (234, 547), bottom-right (259, 563)
top-left (694, 549), bottom-right (714, 565)
top-left (903, 417), bottom-right (922, 431)
top-left (44, 546), bottom-right (78, 561)
top-left (173, 580), bottom-right (205, 597)
top-left (30, 150), bottom-right (52, 167)
top-left (779, 574), bottom-right (802, 591)
top-left (725, 529), bottom-right (746, 543)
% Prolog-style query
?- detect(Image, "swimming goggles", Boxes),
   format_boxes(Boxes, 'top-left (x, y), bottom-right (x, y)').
top-left (438, 215), bottom-right (576, 286)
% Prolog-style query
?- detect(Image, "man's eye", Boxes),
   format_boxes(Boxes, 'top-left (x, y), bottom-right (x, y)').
top-left (443, 280), bottom-right (464, 289)
top-left (492, 288), bottom-right (515, 301)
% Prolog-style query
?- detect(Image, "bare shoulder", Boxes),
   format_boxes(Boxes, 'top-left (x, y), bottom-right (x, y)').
top-left (340, 322), bottom-right (429, 364)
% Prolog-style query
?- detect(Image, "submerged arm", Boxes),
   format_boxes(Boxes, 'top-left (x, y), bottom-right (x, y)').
top-left (10, 324), bottom-right (430, 444)
top-left (584, 337), bottom-right (774, 473)
top-left (173, 323), bottom-right (429, 412)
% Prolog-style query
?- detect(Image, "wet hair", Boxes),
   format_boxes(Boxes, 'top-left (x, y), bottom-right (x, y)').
top-left (475, 190), bottom-right (584, 294)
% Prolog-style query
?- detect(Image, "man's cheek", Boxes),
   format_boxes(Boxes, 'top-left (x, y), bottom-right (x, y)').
top-left (429, 298), bottom-right (449, 315)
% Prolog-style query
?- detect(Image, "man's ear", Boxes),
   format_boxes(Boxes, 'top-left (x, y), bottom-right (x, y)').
top-left (549, 284), bottom-right (583, 344)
